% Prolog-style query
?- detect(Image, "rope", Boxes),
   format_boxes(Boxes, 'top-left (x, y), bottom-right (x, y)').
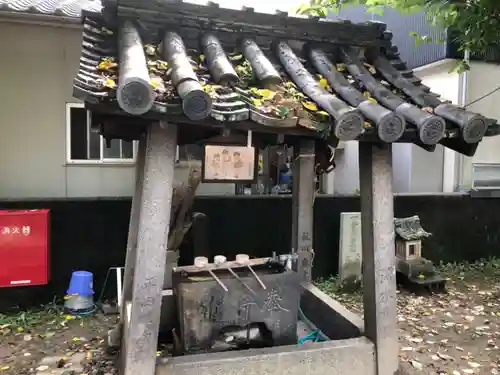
top-left (297, 306), bottom-right (328, 344)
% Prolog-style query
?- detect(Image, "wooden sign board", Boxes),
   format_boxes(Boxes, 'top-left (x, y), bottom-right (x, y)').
top-left (202, 145), bottom-right (258, 183)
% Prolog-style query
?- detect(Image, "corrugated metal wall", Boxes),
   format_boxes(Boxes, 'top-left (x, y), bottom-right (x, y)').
top-left (447, 31), bottom-right (500, 63)
top-left (329, 6), bottom-right (447, 68)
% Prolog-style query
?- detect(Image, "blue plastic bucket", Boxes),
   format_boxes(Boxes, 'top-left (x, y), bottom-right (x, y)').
top-left (66, 271), bottom-right (94, 297)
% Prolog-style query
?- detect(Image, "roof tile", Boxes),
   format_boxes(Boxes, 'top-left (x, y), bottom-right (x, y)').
top-left (71, 2), bottom-right (498, 154)
top-left (0, 0), bottom-right (101, 18)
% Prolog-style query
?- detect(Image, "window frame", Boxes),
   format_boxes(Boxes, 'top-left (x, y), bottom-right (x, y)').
top-left (65, 103), bottom-right (137, 165)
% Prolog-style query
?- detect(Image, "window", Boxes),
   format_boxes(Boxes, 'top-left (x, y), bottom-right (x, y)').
top-left (408, 244), bottom-right (416, 256)
top-left (471, 163), bottom-right (500, 190)
top-left (176, 144), bottom-right (203, 163)
top-left (66, 103), bottom-right (136, 164)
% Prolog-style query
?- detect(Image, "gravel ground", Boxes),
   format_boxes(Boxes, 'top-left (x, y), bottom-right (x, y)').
top-left (319, 260), bottom-right (500, 375)
top-left (1, 261), bottom-right (499, 375)
top-left (0, 308), bottom-right (118, 375)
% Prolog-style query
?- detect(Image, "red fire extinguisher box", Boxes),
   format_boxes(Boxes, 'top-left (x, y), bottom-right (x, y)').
top-left (0, 209), bottom-right (49, 287)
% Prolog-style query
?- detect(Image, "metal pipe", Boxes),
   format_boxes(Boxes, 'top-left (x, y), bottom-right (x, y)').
top-left (455, 49), bottom-right (470, 190)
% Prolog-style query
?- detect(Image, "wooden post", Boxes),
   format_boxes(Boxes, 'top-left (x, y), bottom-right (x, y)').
top-left (358, 142), bottom-right (399, 375)
top-left (291, 139), bottom-right (315, 283)
top-left (121, 122), bottom-right (177, 375)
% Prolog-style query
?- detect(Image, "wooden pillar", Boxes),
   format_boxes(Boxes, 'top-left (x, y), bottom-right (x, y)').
top-left (358, 142), bottom-right (398, 375)
top-left (291, 139), bottom-right (315, 283)
top-left (121, 122), bottom-right (177, 375)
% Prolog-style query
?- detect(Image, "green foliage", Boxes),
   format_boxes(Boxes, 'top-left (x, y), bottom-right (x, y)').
top-left (296, 0), bottom-right (500, 71)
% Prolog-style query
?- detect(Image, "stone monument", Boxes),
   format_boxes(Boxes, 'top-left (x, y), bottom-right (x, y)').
top-left (339, 212), bottom-right (362, 282)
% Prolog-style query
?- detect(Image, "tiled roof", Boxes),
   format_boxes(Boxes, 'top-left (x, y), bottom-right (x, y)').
top-left (0, 0), bottom-right (101, 18)
top-left (72, 1), bottom-right (499, 155)
top-left (394, 216), bottom-right (431, 241)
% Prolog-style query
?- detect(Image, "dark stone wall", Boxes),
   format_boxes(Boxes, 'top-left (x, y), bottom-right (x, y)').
top-left (0, 194), bottom-right (497, 310)
top-left (0, 199), bottom-right (130, 311)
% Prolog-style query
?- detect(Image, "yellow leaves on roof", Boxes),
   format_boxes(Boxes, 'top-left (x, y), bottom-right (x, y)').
top-left (95, 57), bottom-right (118, 90)
top-left (363, 62), bottom-right (376, 75)
top-left (145, 44), bottom-right (157, 57)
top-left (96, 77), bottom-right (116, 89)
top-left (316, 73), bottom-right (331, 91)
top-left (101, 27), bottom-right (114, 36)
top-left (97, 57), bottom-right (117, 71)
top-left (252, 98), bottom-right (263, 108)
top-left (150, 76), bottom-right (163, 89)
top-left (229, 54), bottom-right (243, 61)
top-left (363, 91), bottom-right (377, 103)
top-left (302, 101), bottom-right (318, 111)
top-left (251, 88), bottom-right (276, 101)
top-left (147, 60), bottom-right (169, 73)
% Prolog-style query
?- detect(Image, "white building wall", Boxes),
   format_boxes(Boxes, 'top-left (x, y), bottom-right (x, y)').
top-left (0, 20), bottom-right (234, 199)
top-left (460, 62), bottom-right (500, 188)
top-left (412, 59), bottom-right (460, 193)
top-left (5, 18), bottom-right (495, 198)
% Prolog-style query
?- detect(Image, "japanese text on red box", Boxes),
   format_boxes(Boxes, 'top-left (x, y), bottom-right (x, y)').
top-left (0, 226), bottom-right (31, 236)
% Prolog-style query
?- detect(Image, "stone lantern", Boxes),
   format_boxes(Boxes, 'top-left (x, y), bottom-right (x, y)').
top-left (394, 216), bottom-right (446, 292)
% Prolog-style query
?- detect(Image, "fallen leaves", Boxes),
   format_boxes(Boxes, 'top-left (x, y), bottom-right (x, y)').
top-left (301, 101), bottom-right (318, 111)
top-left (97, 58), bottom-right (117, 71)
top-left (96, 77), bottom-right (116, 89)
top-left (318, 272), bottom-right (500, 375)
top-left (397, 283), bottom-right (500, 374)
top-left (0, 307), bottom-right (118, 375)
top-left (410, 359), bottom-right (423, 370)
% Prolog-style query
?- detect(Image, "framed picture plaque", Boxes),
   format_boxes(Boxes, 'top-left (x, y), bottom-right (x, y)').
top-left (202, 144), bottom-right (258, 183)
